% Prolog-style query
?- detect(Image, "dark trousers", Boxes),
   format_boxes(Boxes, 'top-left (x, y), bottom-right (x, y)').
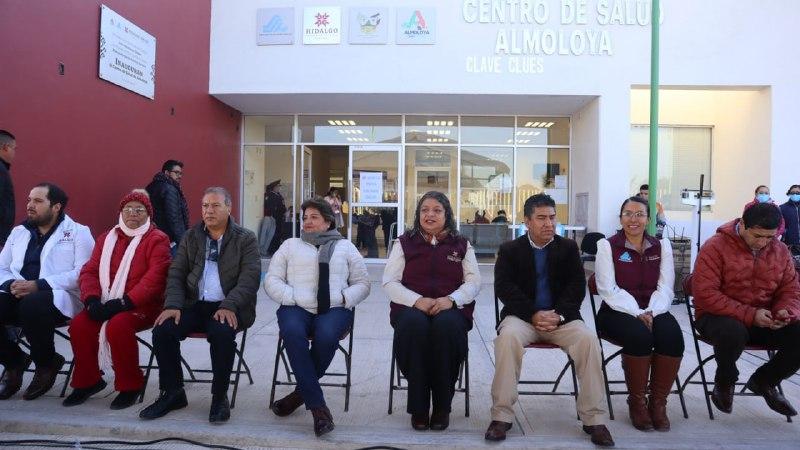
top-left (596, 305), bottom-right (684, 357)
top-left (696, 314), bottom-right (800, 385)
top-left (391, 307), bottom-right (468, 415)
top-left (276, 305), bottom-right (353, 409)
top-left (0, 291), bottom-right (67, 367)
top-left (151, 301), bottom-right (238, 396)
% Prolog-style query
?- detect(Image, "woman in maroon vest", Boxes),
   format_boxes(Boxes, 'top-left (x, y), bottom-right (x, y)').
top-left (595, 196), bottom-right (683, 432)
top-left (382, 191), bottom-right (480, 431)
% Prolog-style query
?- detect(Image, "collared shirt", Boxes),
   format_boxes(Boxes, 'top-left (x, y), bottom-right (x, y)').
top-left (527, 233), bottom-right (554, 250)
top-left (198, 232), bottom-right (225, 302)
top-left (19, 215), bottom-right (64, 289)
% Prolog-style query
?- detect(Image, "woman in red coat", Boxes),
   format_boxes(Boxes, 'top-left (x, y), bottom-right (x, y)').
top-left (63, 191), bottom-right (171, 409)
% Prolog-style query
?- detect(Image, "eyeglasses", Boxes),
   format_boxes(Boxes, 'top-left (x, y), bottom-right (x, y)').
top-left (169, 170), bottom-right (183, 177)
top-left (621, 211), bottom-right (647, 219)
top-left (122, 207), bottom-right (147, 215)
top-left (208, 239), bottom-right (219, 262)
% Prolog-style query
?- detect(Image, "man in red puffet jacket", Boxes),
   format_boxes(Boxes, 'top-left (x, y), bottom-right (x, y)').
top-left (692, 202), bottom-right (800, 418)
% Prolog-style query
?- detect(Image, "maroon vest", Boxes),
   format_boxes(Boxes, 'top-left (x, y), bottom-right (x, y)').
top-left (389, 232), bottom-right (475, 327)
top-left (607, 231), bottom-right (662, 309)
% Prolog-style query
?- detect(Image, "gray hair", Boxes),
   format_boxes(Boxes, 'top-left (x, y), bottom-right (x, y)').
top-left (203, 186), bottom-right (232, 206)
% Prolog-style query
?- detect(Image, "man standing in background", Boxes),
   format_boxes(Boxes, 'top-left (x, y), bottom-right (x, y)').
top-left (0, 130), bottom-right (17, 247)
top-left (146, 160), bottom-right (190, 256)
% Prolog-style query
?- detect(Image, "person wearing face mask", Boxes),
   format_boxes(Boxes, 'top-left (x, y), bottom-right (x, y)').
top-left (265, 197), bottom-right (369, 437)
top-left (779, 184), bottom-right (800, 253)
top-left (63, 191), bottom-right (171, 410)
top-left (743, 185), bottom-right (785, 238)
top-left (382, 191), bottom-right (480, 432)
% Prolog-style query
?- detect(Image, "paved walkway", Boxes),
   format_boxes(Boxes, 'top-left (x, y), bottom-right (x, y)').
top-left (1, 264), bottom-right (799, 449)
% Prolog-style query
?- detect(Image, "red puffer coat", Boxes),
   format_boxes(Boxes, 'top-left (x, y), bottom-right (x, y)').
top-left (692, 219), bottom-right (800, 326)
top-left (79, 225), bottom-right (171, 317)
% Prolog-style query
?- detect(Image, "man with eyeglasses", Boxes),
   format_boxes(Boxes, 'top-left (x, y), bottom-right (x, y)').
top-left (140, 187), bottom-right (260, 423)
top-left (146, 160), bottom-right (190, 256)
top-left (693, 202), bottom-right (800, 418)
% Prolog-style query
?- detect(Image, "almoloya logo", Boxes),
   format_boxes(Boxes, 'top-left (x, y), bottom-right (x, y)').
top-left (402, 10), bottom-right (429, 36)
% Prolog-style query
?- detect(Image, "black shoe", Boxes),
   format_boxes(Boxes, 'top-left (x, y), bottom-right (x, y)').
top-left (209, 394), bottom-right (231, 423)
top-left (23, 353), bottom-right (65, 400)
top-left (0, 354), bottom-right (31, 400)
top-left (139, 388), bottom-right (188, 420)
top-left (746, 374), bottom-right (798, 417)
top-left (62, 379), bottom-right (107, 407)
top-left (583, 424), bottom-right (615, 447)
top-left (110, 390), bottom-right (140, 410)
top-left (411, 412), bottom-right (429, 431)
top-left (311, 406), bottom-right (335, 437)
top-left (270, 390), bottom-right (304, 417)
top-left (429, 410), bottom-right (449, 431)
top-left (484, 421), bottom-right (512, 441)
top-left (711, 382), bottom-right (734, 414)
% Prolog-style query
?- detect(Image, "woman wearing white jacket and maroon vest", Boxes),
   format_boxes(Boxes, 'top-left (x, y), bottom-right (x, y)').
top-left (265, 197), bottom-right (369, 437)
top-left (595, 196), bottom-right (683, 432)
top-left (382, 191), bottom-right (481, 432)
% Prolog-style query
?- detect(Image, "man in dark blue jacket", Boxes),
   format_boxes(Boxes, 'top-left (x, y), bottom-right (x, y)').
top-left (780, 184), bottom-right (800, 253)
top-left (146, 160), bottom-right (190, 255)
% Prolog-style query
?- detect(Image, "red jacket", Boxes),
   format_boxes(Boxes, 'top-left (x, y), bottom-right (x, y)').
top-left (79, 225), bottom-right (171, 317)
top-left (692, 219), bottom-right (800, 326)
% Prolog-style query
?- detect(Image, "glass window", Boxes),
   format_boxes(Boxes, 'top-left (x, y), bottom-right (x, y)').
top-left (405, 115), bottom-right (458, 144)
top-left (244, 116), bottom-right (293, 143)
top-left (242, 145), bottom-right (295, 252)
top-left (515, 147), bottom-right (570, 224)
top-left (461, 116), bottom-right (514, 144)
top-left (460, 147), bottom-right (514, 259)
top-left (404, 146), bottom-right (458, 230)
top-left (349, 206), bottom-right (398, 259)
top-left (298, 115), bottom-right (401, 144)
top-left (630, 126), bottom-right (712, 211)
top-left (516, 117), bottom-right (570, 145)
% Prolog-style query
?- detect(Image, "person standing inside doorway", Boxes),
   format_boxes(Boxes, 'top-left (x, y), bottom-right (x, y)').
top-left (146, 160), bottom-right (190, 257)
top-left (0, 130), bottom-right (17, 247)
top-left (264, 180), bottom-right (287, 256)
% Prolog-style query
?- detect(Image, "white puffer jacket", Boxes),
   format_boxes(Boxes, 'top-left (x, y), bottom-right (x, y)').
top-left (265, 237), bottom-right (370, 313)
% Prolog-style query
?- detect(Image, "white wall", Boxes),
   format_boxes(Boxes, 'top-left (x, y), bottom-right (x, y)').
top-left (211, 0), bottom-right (800, 236)
top-left (571, 97), bottom-right (600, 230)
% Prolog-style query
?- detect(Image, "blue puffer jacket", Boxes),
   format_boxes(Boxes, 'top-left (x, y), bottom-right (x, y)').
top-left (780, 201), bottom-right (800, 246)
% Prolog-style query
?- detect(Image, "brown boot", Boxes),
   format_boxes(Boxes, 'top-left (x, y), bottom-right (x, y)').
top-left (648, 354), bottom-right (681, 431)
top-left (622, 354), bottom-right (653, 431)
top-left (0, 354), bottom-right (32, 400)
top-left (23, 353), bottom-right (65, 400)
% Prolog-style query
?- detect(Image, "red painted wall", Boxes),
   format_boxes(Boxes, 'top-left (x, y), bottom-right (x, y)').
top-left (0, 0), bottom-right (241, 235)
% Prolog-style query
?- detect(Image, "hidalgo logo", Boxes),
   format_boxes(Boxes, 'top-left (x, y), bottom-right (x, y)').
top-left (358, 12), bottom-right (381, 34)
top-left (306, 11), bottom-right (338, 35)
top-left (618, 251), bottom-right (633, 263)
top-left (402, 10), bottom-right (430, 36)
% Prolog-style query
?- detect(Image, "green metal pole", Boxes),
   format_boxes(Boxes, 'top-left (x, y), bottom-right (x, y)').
top-left (647, 0), bottom-right (660, 235)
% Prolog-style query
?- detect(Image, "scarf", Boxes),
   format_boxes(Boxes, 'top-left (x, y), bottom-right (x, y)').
top-left (97, 216), bottom-right (150, 371)
top-left (301, 229), bottom-right (344, 314)
top-left (421, 228), bottom-right (450, 246)
top-left (153, 172), bottom-right (190, 230)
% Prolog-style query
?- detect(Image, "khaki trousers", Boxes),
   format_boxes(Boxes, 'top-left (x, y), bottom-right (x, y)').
top-left (490, 315), bottom-right (607, 425)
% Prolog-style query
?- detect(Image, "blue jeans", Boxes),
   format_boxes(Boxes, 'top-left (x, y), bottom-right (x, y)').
top-left (276, 305), bottom-right (353, 409)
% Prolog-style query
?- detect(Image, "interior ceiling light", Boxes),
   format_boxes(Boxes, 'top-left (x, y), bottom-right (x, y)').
top-left (338, 129), bottom-right (345, 134)
top-left (533, 131), bottom-right (541, 136)
top-left (426, 120), bottom-right (433, 126)
top-left (524, 121), bottom-right (533, 127)
top-left (545, 122), bottom-right (554, 127)
top-left (347, 120), bottom-right (356, 126)
top-left (447, 121), bottom-right (454, 126)
top-left (328, 120), bottom-right (336, 126)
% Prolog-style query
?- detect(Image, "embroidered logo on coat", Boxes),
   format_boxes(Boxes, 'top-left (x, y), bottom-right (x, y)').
top-left (618, 251), bottom-right (632, 262)
top-left (447, 251), bottom-right (462, 263)
top-left (58, 230), bottom-right (74, 243)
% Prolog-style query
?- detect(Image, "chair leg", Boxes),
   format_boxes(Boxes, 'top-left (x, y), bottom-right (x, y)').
top-left (344, 342), bottom-right (352, 412)
top-left (697, 354), bottom-right (715, 420)
top-left (600, 349), bottom-right (615, 420)
top-left (464, 352), bottom-right (470, 417)
top-left (552, 359), bottom-right (570, 393)
top-left (230, 331), bottom-right (247, 409)
top-left (269, 338), bottom-right (283, 408)
top-left (140, 350), bottom-right (155, 403)
top-left (388, 352), bottom-right (396, 415)
top-left (776, 382), bottom-right (793, 423)
top-left (675, 374), bottom-right (689, 419)
top-left (569, 357), bottom-right (580, 420)
top-left (60, 360), bottom-right (75, 398)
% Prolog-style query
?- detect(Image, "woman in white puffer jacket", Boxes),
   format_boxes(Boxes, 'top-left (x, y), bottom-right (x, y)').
top-left (264, 197), bottom-right (369, 437)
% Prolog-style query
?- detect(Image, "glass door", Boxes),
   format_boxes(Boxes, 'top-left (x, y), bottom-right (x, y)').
top-left (348, 145), bottom-right (401, 259)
